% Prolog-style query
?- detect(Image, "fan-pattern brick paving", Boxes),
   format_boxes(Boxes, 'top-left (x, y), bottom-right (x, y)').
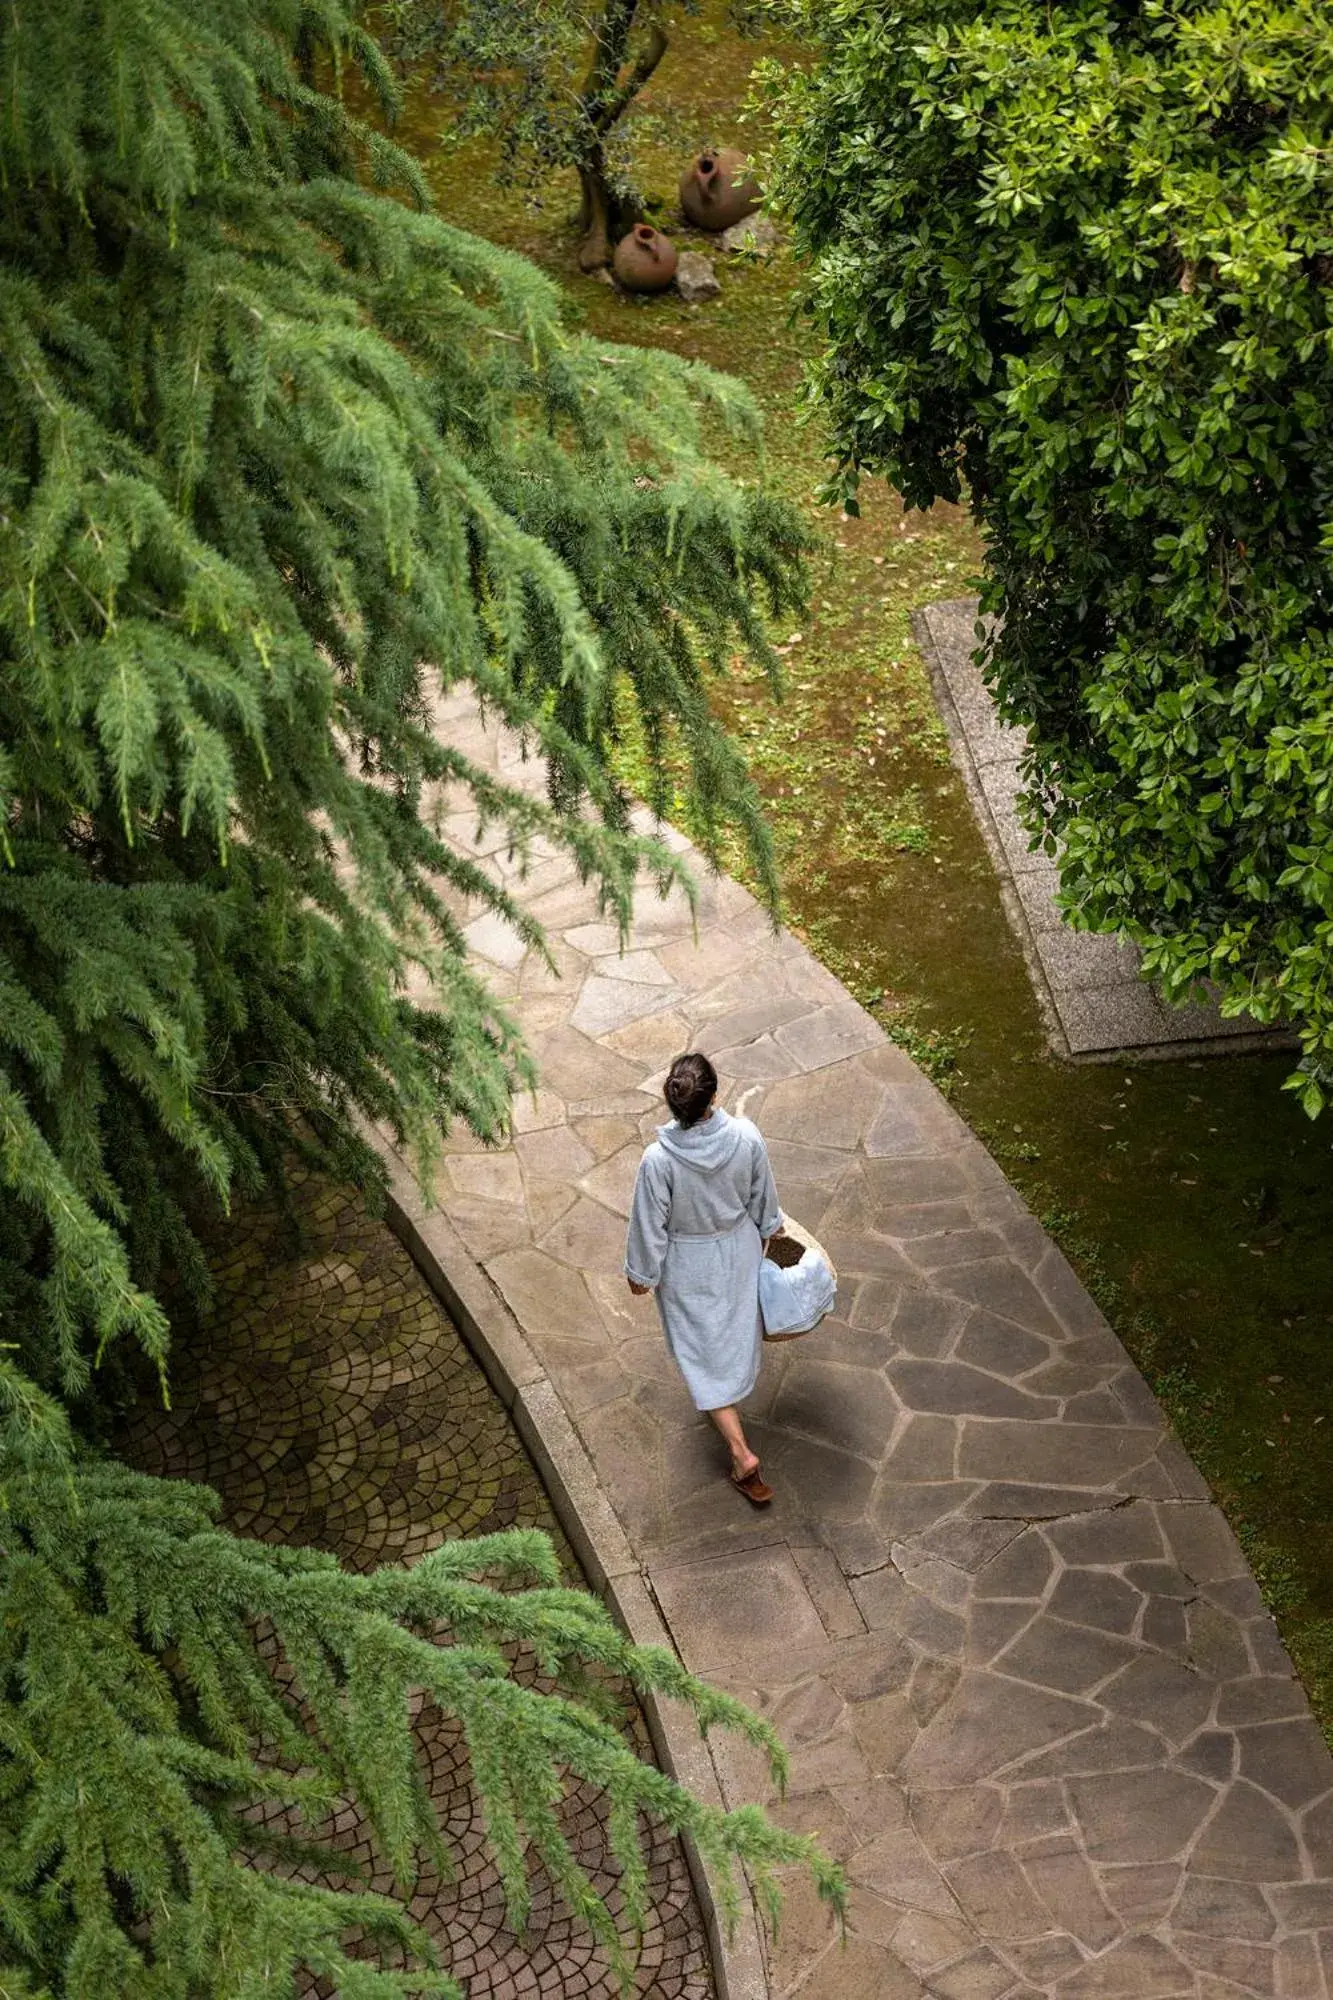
top-left (120, 1173), bottom-right (713, 2000)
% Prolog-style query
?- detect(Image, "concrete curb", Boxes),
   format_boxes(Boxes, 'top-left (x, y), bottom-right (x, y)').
top-left (913, 600), bottom-right (1288, 1064)
top-left (379, 1144), bottom-right (770, 2000)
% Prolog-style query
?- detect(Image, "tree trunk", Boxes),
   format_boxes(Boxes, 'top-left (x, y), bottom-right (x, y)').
top-left (577, 152), bottom-right (636, 271)
top-left (574, 2), bottom-right (668, 271)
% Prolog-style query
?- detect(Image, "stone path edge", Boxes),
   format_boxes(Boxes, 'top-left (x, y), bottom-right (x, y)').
top-left (913, 603), bottom-right (1286, 1064)
top-left (379, 1143), bottom-right (769, 2000)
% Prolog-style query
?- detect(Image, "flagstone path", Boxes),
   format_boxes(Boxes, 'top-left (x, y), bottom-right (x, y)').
top-left (409, 688), bottom-right (1333, 2000)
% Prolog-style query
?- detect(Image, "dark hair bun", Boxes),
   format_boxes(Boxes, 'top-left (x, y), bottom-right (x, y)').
top-left (664, 1051), bottom-right (718, 1129)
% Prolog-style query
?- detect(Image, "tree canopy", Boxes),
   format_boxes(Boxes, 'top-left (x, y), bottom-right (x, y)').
top-left (383, 0), bottom-right (756, 270)
top-left (764, 0), bottom-right (1333, 1107)
top-left (0, 0), bottom-right (832, 1989)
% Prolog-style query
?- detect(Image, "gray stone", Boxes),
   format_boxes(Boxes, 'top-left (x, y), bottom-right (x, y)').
top-left (760, 1062), bottom-right (880, 1148)
top-left (570, 970), bottom-right (680, 1037)
top-left (890, 1907), bottom-right (978, 1974)
top-left (1053, 1932), bottom-right (1194, 1996)
top-left (926, 1949), bottom-right (1014, 1999)
top-left (1215, 1677), bottom-right (1308, 1726)
top-left (514, 1123), bottom-right (596, 1182)
top-left (536, 1195), bottom-right (628, 1272)
top-left (932, 1260), bottom-right (1065, 1337)
top-left (889, 1288), bottom-right (967, 1354)
top-left (955, 1309), bottom-right (1052, 1378)
top-left (1173, 1731), bottom-right (1236, 1783)
top-left (1142, 1596), bottom-right (1189, 1654)
top-left (773, 1358), bottom-right (900, 1461)
top-left (910, 1785), bottom-right (1004, 1861)
top-left (651, 1545), bottom-right (828, 1674)
top-left (1067, 1767), bottom-right (1215, 1863)
top-left (1047, 1569), bottom-right (1142, 1635)
top-left (884, 1415), bottom-right (961, 1482)
top-left (902, 1672), bottom-right (1098, 1786)
top-left (965, 1599), bottom-right (1037, 1666)
top-left (790, 1542), bottom-right (869, 1640)
top-left (846, 1690), bottom-right (920, 1772)
top-left (1191, 1781), bottom-right (1304, 1882)
top-left (1232, 1712), bottom-right (1328, 1808)
top-left (846, 1826), bottom-right (957, 1915)
top-left (774, 1003), bottom-right (883, 1073)
top-left (1173, 1874), bottom-right (1278, 1941)
top-left (1101, 1655), bottom-right (1215, 1747)
top-left (1005, 1934), bottom-right (1089, 1986)
top-left (888, 1358), bottom-right (1057, 1420)
top-left (1187, 1600), bottom-right (1255, 1681)
top-left (767, 1428), bottom-right (879, 1521)
top-left (1274, 1932), bottom-right (1323, 1997)
top-left (1018, 1719), bottom-right (1167, 1779)
top-left (995, 1616), bottom-right (1141, 1696)
top-left (1162, 1503), bottom-right (1255, 1582)
top-left (909, 1655), bottom-right (961, 1725)
top-left (945, 1850), bottom-right (1050, 1938)
top-left (994, 1780), bottom-right (1071, 1844)
top-left (913, 1518), bottom-right (1020, 1574)
top-left (958, 1420), bottom-right (1158, 1489)
top-left (1098, 1861), bottom-right (1180, 1924)
top-left (973, 1532), bottom-right (1054, 1600)
top-left (1173, 1933), bottom-right (1278, 1991)
top-left (674, 249), bottom-right (721, 301)
top-left (718, 212), bottom-right (779, 255)
top-left (1124, 1559), bottom-right (1196, 1600)
top-left (1021, 1840), bottom-right (1120, 1950)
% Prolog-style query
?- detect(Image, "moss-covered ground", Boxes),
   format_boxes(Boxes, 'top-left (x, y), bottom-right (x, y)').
top-left (378, 8), bottom-right (1333, 1733)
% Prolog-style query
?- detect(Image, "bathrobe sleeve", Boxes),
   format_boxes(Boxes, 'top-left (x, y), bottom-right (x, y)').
top-left (625, 1147), bottom-right (671, 1288)
top-left (745, 1126), bottom-right (782, 1239)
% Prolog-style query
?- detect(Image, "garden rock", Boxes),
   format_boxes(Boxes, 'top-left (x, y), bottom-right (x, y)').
top-left (675, 252), bottom-right (721, 303)
top-left (719, 212), bottom-right (779, 256)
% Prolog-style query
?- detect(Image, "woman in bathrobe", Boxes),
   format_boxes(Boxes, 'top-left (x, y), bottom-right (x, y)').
top-left (624, 1051), bottom-right (783, 1505)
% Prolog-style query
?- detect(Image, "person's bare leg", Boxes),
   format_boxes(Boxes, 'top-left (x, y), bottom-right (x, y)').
top-left (709, 1404), bottom-right (758, 1479)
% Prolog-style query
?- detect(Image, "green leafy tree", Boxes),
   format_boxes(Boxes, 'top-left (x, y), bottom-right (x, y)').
top-left (383, 0), bottom-right (755, 271)
top-left (763, 0), bottom-right (1333, 1107)
top-left (0, 0), bottom-right (836, 1989)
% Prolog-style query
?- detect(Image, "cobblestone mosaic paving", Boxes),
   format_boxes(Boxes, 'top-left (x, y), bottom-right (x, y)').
top-left (120, 1172), bottom-right (713, 2000)
top-left (405, 687), bottom-right (1333, 2000)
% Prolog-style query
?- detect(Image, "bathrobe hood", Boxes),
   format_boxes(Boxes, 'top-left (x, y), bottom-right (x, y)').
top-left (656, 1107), bottom-right (745, 1174)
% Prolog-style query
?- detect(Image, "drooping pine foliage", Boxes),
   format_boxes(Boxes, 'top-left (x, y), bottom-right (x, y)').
top-left (0, 1388), bottom-right (843, 1999)
top-left (0, 0), bottom-right (831, 1989)
top-left (764, 0), bottom-right (1333, 1106)
top-left (1, 0), bottom-right (806, 1401)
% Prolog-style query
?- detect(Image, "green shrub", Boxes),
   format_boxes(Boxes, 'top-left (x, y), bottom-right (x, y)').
top-left (764, 0), bottom-right (1333, 1108)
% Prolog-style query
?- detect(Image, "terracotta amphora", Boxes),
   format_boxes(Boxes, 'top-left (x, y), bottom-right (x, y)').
top-left (679, 148), bottom-right (761, 232)
top-left (612, 223), bottom-right (679, 293)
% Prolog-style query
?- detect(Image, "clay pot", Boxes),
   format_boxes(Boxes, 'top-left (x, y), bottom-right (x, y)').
top-left (679, 148), bottom-right (761, 232)
top-left (612, 223), bottom-right (679, 293)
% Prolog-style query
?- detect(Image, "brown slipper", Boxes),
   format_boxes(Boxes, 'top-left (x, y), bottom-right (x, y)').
top-left (729, 1464), bottom-right (774, 1506)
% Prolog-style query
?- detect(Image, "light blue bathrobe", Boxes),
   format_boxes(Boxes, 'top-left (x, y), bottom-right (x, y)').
top-left (624, 1109), bottom-right (781, 1411)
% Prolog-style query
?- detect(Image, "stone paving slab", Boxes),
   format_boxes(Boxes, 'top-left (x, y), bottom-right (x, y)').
top-left (416, 691), bottom-right (1333, 2000)
top-left (915, 600), bottom-right (1286, 1063)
